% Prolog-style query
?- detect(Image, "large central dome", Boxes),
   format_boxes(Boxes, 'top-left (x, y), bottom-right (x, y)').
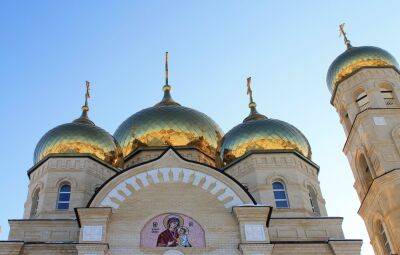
top-left (114, 85), bottom-right (224, 160)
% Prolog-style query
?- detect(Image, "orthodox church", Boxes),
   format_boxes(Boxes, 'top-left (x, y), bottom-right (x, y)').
top-left (1, 25), bottom-right (399, 254)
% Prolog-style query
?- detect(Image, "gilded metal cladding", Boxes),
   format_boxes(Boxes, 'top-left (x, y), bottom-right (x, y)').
top-left (34, 118), bottom-right (123, 167)
top-left (114, 104), bottom-right (224, 160)
top-left (219, 118), bottom-right (311, 165)
top-left (327, 46), bottom-right (399, 93)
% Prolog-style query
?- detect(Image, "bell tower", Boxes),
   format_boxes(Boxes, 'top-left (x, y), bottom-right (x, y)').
top-left (328, 24), bottom-right (400, 254)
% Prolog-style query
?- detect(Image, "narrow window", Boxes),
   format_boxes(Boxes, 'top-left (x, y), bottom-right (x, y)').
top-left (57, 184), bottom-right (71, 210)
top-left (380, 87), bottom-right (396, 106)
top-left (272, 181), bottom-right (289, 208)
top-left (356, 91), bottom-right (369, 111)
top-left (30, 189), bottom-right (40, 217)
top-left (308, 186), bottom-right (320, 216)
top-left (379, 222), bottom-right (392, 254)
top-left (358, 154), bottom-right (373, 189)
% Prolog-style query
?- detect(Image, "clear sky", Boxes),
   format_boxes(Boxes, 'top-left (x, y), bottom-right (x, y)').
top-left (1, 1), bottom-right (400, 254)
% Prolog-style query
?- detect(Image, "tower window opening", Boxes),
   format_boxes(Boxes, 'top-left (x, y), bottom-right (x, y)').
top-left (379, 222), bottom-right (392, 255)
top-left (356, 91), bottom-right (369, 111)
top-left (57, 184), bottom-right (71, 210)
top-left (272, 181), bottom-right (289, 208)
top-left (380, 87), bottom-right (396, 107)
top-left (308, 186), bottom-right (320, 216)
top-left (30, 189), bottom-right (40, 217)
top-left (358, 153), bottom-right (373, 190)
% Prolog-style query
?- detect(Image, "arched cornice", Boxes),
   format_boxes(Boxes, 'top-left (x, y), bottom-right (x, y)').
top-left (88, 149), bottom-right (255, 210)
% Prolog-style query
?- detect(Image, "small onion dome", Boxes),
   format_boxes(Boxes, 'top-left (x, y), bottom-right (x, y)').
top-left (114, 85), bottom-right (224, 161)
top-left (327, 46), bottom-right (398, 93)
top-left (219, 78), bottom-right (311, 166)
top-left (33, 107), bottom-right (123, 168)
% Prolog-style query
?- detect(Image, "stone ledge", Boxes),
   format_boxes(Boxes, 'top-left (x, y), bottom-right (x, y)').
top-left (0, 241), bottom-right (23, 255)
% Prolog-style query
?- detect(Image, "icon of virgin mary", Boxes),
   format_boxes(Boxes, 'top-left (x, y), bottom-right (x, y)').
top-left (156, 216), bottom-right (181, 247)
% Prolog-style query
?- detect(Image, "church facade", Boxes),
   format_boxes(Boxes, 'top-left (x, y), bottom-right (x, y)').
top-left (0, 48), bottom-right (368, 255)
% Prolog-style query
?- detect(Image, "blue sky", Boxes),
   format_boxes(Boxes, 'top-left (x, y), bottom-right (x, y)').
top-left (1, 1), bottom-right (400, 254)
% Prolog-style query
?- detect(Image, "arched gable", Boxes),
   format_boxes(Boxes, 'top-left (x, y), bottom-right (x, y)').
top-left (89, 149), bottom-right (254, 210)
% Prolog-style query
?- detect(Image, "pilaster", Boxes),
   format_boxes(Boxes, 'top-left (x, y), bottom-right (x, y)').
top-left (75, 207), bottom-right (112, 255)
top-left (233, 205), bottom-right (273, 255)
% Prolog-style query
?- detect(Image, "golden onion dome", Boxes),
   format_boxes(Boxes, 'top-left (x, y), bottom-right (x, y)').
top-left (33, 83), bottom-right (123, 167)
top-left (219, 78), bottom-right (311, 166)
top-left (327, 25), bottom-right (398, 93)
top-left (114, 85), bottom-right (224, 160)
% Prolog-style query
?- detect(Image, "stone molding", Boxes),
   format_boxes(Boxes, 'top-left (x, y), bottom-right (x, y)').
top-left (328, 240), bottom-right (363, 255)
top-left (76, 243), bottom-right (109, 255)
top-left (90, 149), bottom-right (253, 210)
top-left (0, 241), bottom-right (23, 255)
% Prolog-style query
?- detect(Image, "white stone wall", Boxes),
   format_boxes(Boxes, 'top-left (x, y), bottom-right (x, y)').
top-left (225, 153), bottom-right (326, 217)
top-left (24, 157), bottom-right (117, 219)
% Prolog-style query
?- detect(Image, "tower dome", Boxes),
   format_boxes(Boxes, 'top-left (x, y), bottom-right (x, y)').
top-left (114, 53), bottom-right (224, 161)
top-left (327, 24), bottom-right (399, 93)
top-left (33, 82), bottom-right (123, 167)
top-left (219, 78), bottom-right (311, 166)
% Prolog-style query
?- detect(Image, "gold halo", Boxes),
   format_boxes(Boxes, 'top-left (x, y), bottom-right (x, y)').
top-left (163, 214), bottom-right (184, 229)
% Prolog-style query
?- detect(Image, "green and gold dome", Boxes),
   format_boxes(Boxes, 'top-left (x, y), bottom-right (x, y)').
top-left (114, 84), bottom-right (224, 160)
top-left (327, 25), bottom-right (398, 93)
top-left (33, 84), bottom-right (123, 167)
top-left (219, 78), bottom-right (311, 166)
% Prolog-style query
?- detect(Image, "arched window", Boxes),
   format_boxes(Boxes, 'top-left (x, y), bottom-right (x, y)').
top-left (57, 184), bottom-right (71, 210)
top-left (380, 86), bottom-right (397, 107)
top-left (378, 222), bottom-right (392, 254)
top-left (357, 153), bottom-right (373, 189)
top-left (308, 186), bottom-right (320, 216)
top-left (30, 189), bottom-right (40, 217)
top-left (272, 181), bottom-right (289, 208)
top-left (356, 91), bottom-right (369, 111)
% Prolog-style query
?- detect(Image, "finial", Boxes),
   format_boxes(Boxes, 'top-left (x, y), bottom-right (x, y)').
top-left (73, 81), bottom-right (94, 125)
top-left (82, 81), bottom-right (90, 112)
top-left (243, 77), bottom-right (267, 122)
top-left (246, 77), bottom-right (256, 108)
top-left (165, 51), bottom-right (169, 86)
top-left (156, 52), bottom-right (180, 106)
top-left (162, 51), bottom-right (172, 92)
top-left (339, 23), bottom-right (352, 49)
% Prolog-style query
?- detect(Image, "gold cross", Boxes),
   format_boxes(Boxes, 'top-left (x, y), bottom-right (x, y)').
top-left (246, 77), bottom-right (254, 104)
top-left (85, 81), bottom-right (91, 100)
top-left (339, 23), bottom-right (351, 49)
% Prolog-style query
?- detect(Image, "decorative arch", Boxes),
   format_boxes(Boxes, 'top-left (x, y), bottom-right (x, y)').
top-left (54, 177), bottom-right (77, 189)
top-left (90, 167), bottom-right (253, 210)
top-left (266, 174), bottom-right (289, 185)
top-left (31, 181), bottom-right (44, 194)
